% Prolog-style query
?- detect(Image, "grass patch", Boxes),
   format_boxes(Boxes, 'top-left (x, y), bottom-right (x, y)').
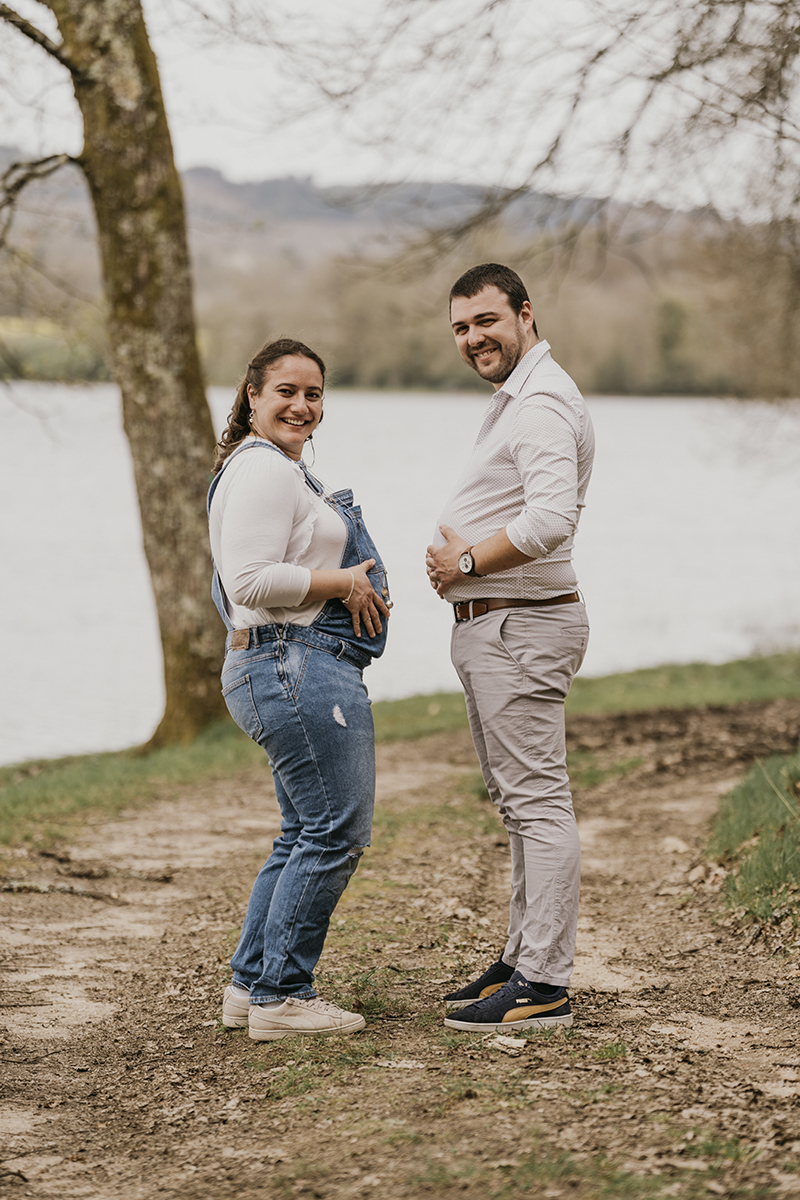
top-left (518, 1025), bottom-right (582, 1048)
top-left (371, 651), bottom-right (800, 740)
top-left (503, 1148), bottom-right (664, 1200)
top-left (244, 1034), bottom-right (384, 1099)
top-left (406, 1139), bottom-right (678, 1200)
top-left (567, 649), bottom-right (800, 715)
top-left (593, 1039), bottom-right (628, 1060)
top-left (317, 965), bottom-right (416, 1019)
top-left (371, 690), bottom-right (468, 741)
top-left (567, 751), bottom-right (643, 790)
top-left (709, 750), bottom-right (800, 922)
top-left (371, 777), bottom-right (503, 842)
top-left (0, 719), bottom-right (264, 846)
top-left (2, 649), bottom-right (798, 847)
top-left (694, 1134), bottom-right (754, 1162)
top-left (383, 1128), bottom-right (424, 1145)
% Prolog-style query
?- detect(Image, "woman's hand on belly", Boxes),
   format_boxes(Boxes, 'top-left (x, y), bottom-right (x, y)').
top-left (304, 559), bottom-right (391, 639)
top-left (344, 558), bottom-right (391, 639)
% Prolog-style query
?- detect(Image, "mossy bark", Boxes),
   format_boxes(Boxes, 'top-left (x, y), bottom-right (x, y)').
top-left (44, 0), bottom-right (226, 745)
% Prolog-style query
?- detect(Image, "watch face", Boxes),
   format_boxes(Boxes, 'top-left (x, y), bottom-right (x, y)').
top-left (458, 551), bottom-right (474, 575)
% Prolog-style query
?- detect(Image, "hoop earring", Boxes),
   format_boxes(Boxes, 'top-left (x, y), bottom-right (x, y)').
top-left (304, 434), bottom-right (316, 467)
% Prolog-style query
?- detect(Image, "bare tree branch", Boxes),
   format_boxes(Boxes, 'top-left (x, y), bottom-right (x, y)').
top-left (2, 240), bottom-right (101, 308)
top-left (0, 153), bottom-right (75, 251)
top-left (0, 4), bottom-right (79, 74)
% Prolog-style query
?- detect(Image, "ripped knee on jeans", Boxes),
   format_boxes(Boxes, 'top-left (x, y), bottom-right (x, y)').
top-left (347, 845), bottom-right (367, 859)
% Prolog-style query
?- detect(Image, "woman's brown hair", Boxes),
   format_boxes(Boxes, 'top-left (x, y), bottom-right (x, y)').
top-left (213, 337), bottom-right (326, 473)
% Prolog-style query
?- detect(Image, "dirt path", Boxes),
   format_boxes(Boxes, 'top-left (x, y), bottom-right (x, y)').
top-left (2, 701), bottom-right (800, 1200)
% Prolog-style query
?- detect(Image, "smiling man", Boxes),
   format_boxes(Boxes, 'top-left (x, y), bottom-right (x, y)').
top-left (426, 262), bottom-right (595, 1033)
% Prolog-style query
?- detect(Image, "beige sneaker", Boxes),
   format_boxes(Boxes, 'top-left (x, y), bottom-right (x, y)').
top-left (222, 985), bottom-right (250, 1028)
top-left (248, 996), bottom-right (366, 1041)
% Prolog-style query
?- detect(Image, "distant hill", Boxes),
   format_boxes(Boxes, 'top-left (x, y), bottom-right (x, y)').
top-left (0, 144), bottom-right (602, 243)
top-left (181, 165), bottom-right (599, 231)
top-left (0, 146), bottom-right (772, 396)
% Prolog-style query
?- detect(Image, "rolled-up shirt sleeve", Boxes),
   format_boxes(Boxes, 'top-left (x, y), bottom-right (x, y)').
top-left (505, 396), bottom-right (579, 559)
top-left (217, 454), bottom-right (313, 609)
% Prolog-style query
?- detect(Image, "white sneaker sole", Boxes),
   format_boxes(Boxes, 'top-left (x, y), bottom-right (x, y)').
top-left (222, 1013), bottom-right (249, 1028)
top-left (221, 986), bottom-right (250, 1028)
top-left (249, 1013), bottom-right (366, 1041)
top-left (443, 1012), bottom-right (573, 1032)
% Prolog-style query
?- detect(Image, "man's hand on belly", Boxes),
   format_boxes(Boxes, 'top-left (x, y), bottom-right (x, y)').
top-left (426, 525), bottom-right (536, 597)
top-left (426, 526), bottom-right (470, 597)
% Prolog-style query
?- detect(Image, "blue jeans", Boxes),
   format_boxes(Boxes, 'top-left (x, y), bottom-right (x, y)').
top-left (222, 628), bottom-right (375, 1002)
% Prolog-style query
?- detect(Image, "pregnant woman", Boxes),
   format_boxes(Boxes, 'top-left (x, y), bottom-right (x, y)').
top-left (207, 338), bottom-right (391, 1040)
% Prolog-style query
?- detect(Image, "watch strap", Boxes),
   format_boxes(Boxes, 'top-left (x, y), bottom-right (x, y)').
top-left (466, 547), bottom-right (481, 578)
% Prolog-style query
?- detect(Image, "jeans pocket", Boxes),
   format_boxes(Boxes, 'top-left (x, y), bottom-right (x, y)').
top-left (222, 673), bottom-right (263, 741)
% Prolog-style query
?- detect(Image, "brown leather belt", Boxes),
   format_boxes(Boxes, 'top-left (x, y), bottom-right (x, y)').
top-left (453, 593), bottom-right (579, 623)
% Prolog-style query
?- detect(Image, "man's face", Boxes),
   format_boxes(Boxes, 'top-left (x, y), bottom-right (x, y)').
top-left (450, 285), bottom-right (534, 386)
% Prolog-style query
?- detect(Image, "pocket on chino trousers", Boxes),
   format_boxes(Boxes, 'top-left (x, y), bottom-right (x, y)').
top-left (497, 609), bottom-right (589, 699)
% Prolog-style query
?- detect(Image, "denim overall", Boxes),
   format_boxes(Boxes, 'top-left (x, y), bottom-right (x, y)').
top-left (207, 440), bottom-right (389, 1001)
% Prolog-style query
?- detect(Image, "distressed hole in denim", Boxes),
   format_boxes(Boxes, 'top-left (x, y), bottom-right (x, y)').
top-left (333, 704), bottom-right (347, 727)
top-left (347, 846), bottom-right (366, 859)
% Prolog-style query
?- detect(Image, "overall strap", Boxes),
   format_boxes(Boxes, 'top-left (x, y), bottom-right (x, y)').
top-left (296, 458), bottom-right (324, 495)
top-left (208, 439), bottom-right (324, 508)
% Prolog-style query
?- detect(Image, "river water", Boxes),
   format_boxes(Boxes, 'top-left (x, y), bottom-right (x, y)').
top-left (2, 383), bottom-right (799, 766)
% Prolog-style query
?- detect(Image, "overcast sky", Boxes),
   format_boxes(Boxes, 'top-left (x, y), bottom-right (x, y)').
top-left (0, 0), bottom-right (662, 189)
top-left (0, 0), bottom-right (773, 216)
top-left (1, 0), bottom-right (456, 183)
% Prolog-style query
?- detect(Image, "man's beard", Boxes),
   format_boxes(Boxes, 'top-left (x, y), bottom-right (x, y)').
top-left (470, 330), bottom-right (526, 384)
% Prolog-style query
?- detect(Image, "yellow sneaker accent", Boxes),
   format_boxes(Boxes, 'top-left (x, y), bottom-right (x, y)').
top-left (502, 997), bottom-right (567, 1022)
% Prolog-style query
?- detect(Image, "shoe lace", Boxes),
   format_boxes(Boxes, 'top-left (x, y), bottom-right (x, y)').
top-left (487, 977), bottom-right (519, 1001)
top-left (294, 996), bottom-right (349, 1016)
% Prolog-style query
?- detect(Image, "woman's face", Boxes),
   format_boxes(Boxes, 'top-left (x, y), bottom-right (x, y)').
top-left (249, 355), bottom-right (324, 461)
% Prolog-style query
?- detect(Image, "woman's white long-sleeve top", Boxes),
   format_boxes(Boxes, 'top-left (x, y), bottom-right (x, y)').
top-left (208, 438), bottom-right (347, 629)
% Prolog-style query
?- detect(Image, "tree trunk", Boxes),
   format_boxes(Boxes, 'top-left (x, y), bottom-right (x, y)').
top-left (46, 0), bottom-right (226, 746)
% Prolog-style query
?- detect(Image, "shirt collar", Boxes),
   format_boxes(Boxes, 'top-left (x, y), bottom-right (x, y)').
top-left (493, 341), bottom-right (550, 402)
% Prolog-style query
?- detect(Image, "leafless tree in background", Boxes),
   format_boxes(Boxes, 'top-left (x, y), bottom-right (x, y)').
top-left (0, 0), bottom-right (225, 746)
top-left (266, 0), bottom-right (800, 219)
top-left (277, 0), bottom-right (800, 391)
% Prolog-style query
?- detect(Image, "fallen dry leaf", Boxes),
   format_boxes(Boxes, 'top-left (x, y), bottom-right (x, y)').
top-left (483, 1034), bottom-right (529, 1056)
top-left (662, 837), bottom-right (690, 854)
top-left (375, 1059), bottom-right (427, 1070)
top-left (658, 1157), bottom-right (709, 1171)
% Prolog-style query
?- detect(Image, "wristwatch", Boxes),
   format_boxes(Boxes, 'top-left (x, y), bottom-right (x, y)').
top-left (458, 548), bottom-right (482, 577)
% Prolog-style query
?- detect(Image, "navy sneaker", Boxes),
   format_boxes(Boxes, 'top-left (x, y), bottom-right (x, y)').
top-left (442, 958), bottom-right (515, 1011)
top-left (443, 970), bottom-right (572, 1031)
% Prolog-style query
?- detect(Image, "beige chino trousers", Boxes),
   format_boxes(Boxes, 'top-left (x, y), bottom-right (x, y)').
top-left (451, 603), bottom-right (589, 986)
